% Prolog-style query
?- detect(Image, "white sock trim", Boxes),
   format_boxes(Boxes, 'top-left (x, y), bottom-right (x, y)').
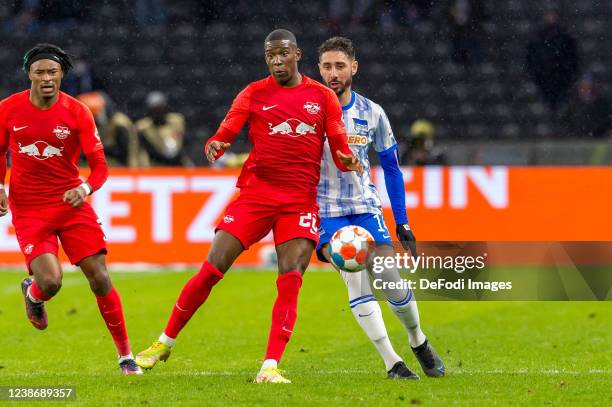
top-left (26, 286), bottom-right (43, 303)
top-left (118, 353), bottom-right (134, 363)
top-left (261, 359), bottom-right (278, 370)
top-left (159, 333), bottom-right (176, 347)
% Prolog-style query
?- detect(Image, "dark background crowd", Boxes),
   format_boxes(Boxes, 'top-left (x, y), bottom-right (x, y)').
top-left (1, 0), bottom-right (610, 166)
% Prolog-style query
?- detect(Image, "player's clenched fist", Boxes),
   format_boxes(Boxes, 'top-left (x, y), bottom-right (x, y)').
top-left (205, 141), bottom-right (231, 163)
top-left (62, 185), bottom-right (89, 208)
top-left (336, 151), bottom-right (364, 175)
top-left (0, 187), bottom-right (8, 217)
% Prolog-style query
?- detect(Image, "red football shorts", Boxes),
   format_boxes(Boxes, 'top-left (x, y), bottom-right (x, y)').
top-left (216, 187), bottom-right (319, 249)
top-left (11, 202), bottom-right (107, 273)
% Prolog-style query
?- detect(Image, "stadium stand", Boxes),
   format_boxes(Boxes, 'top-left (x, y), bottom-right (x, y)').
top-left (0, 1), bottom-right (610, 165)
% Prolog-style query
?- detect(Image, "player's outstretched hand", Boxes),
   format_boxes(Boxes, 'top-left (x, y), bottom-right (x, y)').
top-left (396, 224), bottom-right (417, 258)
top-left (62, 185), bottom-right (88, 208)
top-left (336, 151), bottom-right (364, 175)
top-left (0, 187), bottom-right (8, 217)
top-left (205, 141), bottom-right (231, 163)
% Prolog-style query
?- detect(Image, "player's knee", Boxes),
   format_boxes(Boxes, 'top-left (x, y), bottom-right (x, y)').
top-left (206, 231), bottom-right (243, 273)
top-left (206, 252), bottom-right (231, 273)
top-left (278, 248), bottom-right (312, 274)
top-left (87, 268), bottom-right (112, 296)
top-left (40, 277), bottom-right (62, 296)
top-left (90, 279), bottom-right (111, 296)
top-left (277, 257), bottom-right (309, 274)
top-left (206, 244), bottom-right (235, 273)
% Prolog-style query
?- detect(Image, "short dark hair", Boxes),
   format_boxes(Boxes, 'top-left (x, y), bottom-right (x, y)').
top-left (318, 37), bottom-right (355, 60)
top-left (23, 43), bottom-right (73, 74)
top-left (264, 29), bottom-right (297, 46)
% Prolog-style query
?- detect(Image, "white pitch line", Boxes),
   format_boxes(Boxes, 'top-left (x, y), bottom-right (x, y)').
top-left (4, 369), bottom-right (611, 378)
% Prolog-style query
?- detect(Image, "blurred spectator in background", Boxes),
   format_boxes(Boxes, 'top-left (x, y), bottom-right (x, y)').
top-left (408, 0), bottom-right (435, 21)
top-left (400, 119), bottom-right (447, 165)
top-left (328, 0), bottom-right (373, 31)
top-left (562, 74), bottom-right (612, 138)
top-left (525, 8), bottom-right (580, 112)
top-left (447, 0), bottom-right (488, 68)
top-left (137, 91), bottom-right (192, 166)
top-left (64, 58), bottom-right (105, 96)
top-left (135, 0), bottom-right (166, 27)
top-left (78, 91), bottom-right (142, 167)
top-left (378, 0), bottom-right (433, 32)
top-left (6, 0), bottom-right (84, 33)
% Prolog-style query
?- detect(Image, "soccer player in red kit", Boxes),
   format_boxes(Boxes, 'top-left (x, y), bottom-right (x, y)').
top-left (136, 29), bottom-right (363, 383)
top-left (0, 44), bottom-right (142, 375)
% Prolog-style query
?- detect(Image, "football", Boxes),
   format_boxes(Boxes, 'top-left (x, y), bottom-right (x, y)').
top-left (328, 225), bottom-right (374, 272)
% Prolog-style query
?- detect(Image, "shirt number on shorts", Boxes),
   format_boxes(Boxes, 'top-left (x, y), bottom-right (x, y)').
top-left (299, 213), bottom-right (318, 235)
top-left (375, 214), bottom-right (387, 232)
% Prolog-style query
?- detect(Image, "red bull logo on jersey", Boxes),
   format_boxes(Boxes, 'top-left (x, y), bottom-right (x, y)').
top-left (268, 118), bottom-right (317, 138)
top-left (347, 134), bottom-right (368, 145)
top-left (17, 141), bottom-right (64, 160)
top-left (52, 125), bottom-right (71, 140)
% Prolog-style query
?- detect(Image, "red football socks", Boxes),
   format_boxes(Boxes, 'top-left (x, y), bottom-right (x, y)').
top-left (265, 271), bottom-right (303, 362)
top-left (96, 287), bottom-right (131, 356)
top-left (29, 280), bottom-right (53, 301)
top-left (164, 261), bottom-right (224, 339)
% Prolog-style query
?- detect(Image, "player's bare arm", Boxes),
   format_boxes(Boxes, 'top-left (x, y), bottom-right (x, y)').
top-left (0, 186), bottom-right (7, 216)
top-left (336, 150), bottom-right (364, 175)
top-left (206, 140), bottom-right (231, 163)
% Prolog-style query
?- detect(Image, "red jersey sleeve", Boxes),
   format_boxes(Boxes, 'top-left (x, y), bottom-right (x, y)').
top-left (76, 103), bottom-right (103, 155)
top-left (219, 84), bottom-right (251, 135)
top-left (324, 89), bottom-right (345, 138)
top-left (205, 85), bottom-right (252, 159)
top-left (323, 89), bottom-right (352, 172)
top-left (84, 149), bottom-right (108, 192)
top-left (0, 99), bottom-right (9, 186)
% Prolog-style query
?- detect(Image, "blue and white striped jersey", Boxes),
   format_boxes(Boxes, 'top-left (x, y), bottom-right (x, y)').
top-left (318, 91), bottom-right (397, 217)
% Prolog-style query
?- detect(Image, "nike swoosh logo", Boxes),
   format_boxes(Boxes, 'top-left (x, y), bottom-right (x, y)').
top-left (13, 126), bottom-right (28, 131)
top-left (382, 235), bottom-right (390, 239)
top-left (262, 105), bottom-right (277, 111)
top-left (358, 311), bottom-right (374, 317)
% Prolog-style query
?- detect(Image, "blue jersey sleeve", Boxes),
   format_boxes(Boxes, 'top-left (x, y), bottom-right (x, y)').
top-left (377, 144), bottom-right (408, 225)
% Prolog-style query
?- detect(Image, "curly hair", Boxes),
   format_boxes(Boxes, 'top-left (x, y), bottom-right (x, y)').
top-left (318, 37), bottom-right (355, 60)
top-left (23, 43), bottom-right (74, 73)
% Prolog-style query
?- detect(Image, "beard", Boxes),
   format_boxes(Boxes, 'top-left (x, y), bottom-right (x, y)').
top-left (330, 76), bottom-right (352, 97)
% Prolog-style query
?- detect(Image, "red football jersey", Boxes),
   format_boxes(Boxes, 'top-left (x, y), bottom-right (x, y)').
top-left (219, 75), bottom-right (347, 202)
top-left (0, 90), bottom-right (103, 208)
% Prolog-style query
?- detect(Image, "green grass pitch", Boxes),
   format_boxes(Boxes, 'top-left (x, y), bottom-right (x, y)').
top-left (0, 269), bottom-right (610, 406)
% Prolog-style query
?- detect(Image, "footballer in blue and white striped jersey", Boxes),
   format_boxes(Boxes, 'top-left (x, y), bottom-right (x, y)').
top-left (313, 36), bottom-right (445, 380)
top-left (315, 40), bottom-right (416, 259)
top-left (318, 90), bottom-right (397, 218)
